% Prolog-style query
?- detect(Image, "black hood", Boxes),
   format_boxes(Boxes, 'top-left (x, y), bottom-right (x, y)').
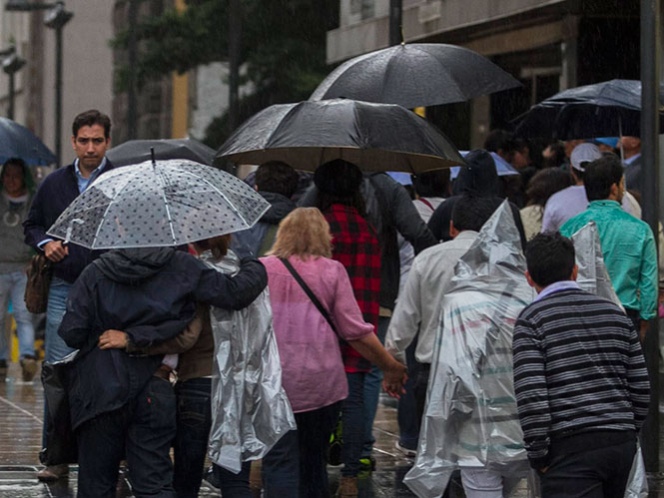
top-left (452, 149), bottom-right (500, 197)
top-left (94, 247), bottom-right (176, 285)
top-left (259, 191), bottom-right (296, 225)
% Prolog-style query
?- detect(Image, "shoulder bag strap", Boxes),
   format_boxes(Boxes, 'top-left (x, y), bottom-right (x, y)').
top-left (278, 257), bottom-right (338, 335)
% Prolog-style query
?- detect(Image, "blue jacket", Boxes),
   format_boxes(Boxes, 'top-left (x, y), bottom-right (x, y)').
top-left (59, 247), bottom-right (267, 429)
top-left (23, 161), bottom-right (117, 283)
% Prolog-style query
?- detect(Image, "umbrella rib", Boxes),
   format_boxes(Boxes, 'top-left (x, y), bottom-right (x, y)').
top-left (89, 179), bottom-right (132, 249)
top-left (155, 168), bottom-right (179, 246)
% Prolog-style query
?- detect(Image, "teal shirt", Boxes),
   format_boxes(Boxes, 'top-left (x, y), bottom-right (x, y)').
top-left (560, 200), bottom-right (658, 320)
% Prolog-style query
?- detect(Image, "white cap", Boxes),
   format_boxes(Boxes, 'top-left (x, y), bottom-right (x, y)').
top-left (570, 143), bottom-right (602, 172)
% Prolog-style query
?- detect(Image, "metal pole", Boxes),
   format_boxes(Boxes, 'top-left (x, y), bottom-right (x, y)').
top-left (389, 0), bottom-right (402, 46)
top-left (7, 70), bottom-right (15, 119)
top-left (54, 22), bottom-right (63, 167)
top-left (639, 0), bottom-right (661, 476)
top-left (126, 0), bottom-right (138, 139)
top-left (227, 0), bottom-right (241, 132)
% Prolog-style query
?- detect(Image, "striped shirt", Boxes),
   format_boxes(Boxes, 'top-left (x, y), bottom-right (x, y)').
top-left (513, 288), bottom-right (650, 468)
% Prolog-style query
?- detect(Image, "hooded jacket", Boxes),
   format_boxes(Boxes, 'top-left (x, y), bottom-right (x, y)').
top-left (232, 191), bottom-right (296, 258)
top-left (59, 247), bottom-right (267, 429)
top-left (427, 150), bottom-right (527, 249)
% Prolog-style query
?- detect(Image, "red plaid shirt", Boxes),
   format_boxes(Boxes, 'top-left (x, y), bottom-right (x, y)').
top-left (324, 204), bottom-right (381, 373)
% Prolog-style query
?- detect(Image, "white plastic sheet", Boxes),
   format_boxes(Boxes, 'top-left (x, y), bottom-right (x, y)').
top-left (404, 201), bottom-right (534, 497)
top-left (205, 251), bottom-right (296, 473)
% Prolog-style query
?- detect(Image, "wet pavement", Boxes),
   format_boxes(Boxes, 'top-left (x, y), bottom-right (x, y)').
top-left (0, 359), bottom-right (658, 497)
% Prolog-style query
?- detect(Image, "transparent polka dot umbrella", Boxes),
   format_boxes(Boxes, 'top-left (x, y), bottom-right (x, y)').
top-left (47, 159), bottom-right (270, 249)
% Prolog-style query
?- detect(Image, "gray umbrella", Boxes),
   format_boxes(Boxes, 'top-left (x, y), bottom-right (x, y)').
top-left (106, 138), bottom-right (216, 167)
top-left (47, 159), bottom-right (269, 250)
top-left (310, 43), bottom-right (521, 109)
top-left (216, 99), bottom-right (464, 174)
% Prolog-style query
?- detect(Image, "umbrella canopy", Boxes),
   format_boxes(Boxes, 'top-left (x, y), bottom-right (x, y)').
top-left (310, 43), bottom-right (521, 109)
top-left (450, 151), bottom-right (519, 179)
top-left (216, 99), bottom-right (464, 174)
top-left (47, 159), bottom-right (270, 250)
top-left (0, 117), bottom-right (56, 166)
top-left (106, 138), bottom-right (216, 167)
top-left (512, 79), bottom-right (664, 140)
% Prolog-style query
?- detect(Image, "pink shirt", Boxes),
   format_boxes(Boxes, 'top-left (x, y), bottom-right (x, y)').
top-left (261, 255), bottom-right (374, 412)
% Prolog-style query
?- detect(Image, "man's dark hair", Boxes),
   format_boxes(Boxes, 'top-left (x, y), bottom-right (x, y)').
top-left (526, 232), bottom-right (575, 288)
top-left (412, 169), bottom-right (450, 198)
top-left (72, 110), bottom-right (111, 138)
top-left (583, 154), bottom-right (623, 201)
top-left (451, 194), bottom-right (497, 232)
top-left (255, 161), bottom-right (299, 198)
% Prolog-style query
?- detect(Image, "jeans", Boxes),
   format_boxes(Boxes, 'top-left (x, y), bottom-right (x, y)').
top-left (342, 372), bottom-right (365, 477)
top-left (44, 278), bottom-right (75, 363)
top-left (0, 270), bottom-right (35, 360)
top-left (263, 401), bottom-right (341, 498)
top-left (397, 340), bottom-right (421, 449)
top-left (76, 376), bottom-right (177, 498)
top-left (173, 377), bottom-right (251, 498)
top-left (43, 277), bottom-right (75, 447)
top-left (362, 315), bottom-right (389, 456)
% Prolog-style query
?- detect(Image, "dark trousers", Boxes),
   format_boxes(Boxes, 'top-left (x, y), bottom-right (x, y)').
top-left (76, 376), bottom-right (177, 498)
top-left (539, 439), bottom-right (636, 498)
top-left (263, 401), bottom-right (341, 498)
top-left (397, 340), bottom-right (421, 449)
top-left (342, 372), bottom-right (365, 477)
top-left (173, 377), bottom-right (251, 498)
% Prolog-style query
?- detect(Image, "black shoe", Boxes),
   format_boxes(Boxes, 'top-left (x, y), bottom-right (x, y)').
top-left (0, 359), bottom-right (7, 382)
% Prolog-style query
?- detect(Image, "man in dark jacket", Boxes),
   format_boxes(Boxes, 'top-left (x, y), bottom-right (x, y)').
top-left (23, 109), bottom-right (117, 481)
top-left (428, 149), bottom-right (527, 249)
top-left (59, 246), bottom-right (267, 498)
top-left (232, 161), bottom-right (299, 257)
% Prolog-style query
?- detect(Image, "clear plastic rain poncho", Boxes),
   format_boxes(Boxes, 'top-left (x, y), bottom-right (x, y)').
top-left (404, 201), bottom-right (534, 497)
top-left (203, 251), bottom-right (296, 473)
top-left (570, 222), bottom-right (648, 498)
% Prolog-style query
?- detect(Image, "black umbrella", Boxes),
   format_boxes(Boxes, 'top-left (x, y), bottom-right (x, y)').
top-left (216, 99), bottom-right (464, 174)
top-left (0, 117), bottom-right (56, 166)
top-left (310, 43), bottom-right (521, 109)
top-left (512, 79), bottom-right (664, 140)
top-left (106, 138), bottom-right (216, 167)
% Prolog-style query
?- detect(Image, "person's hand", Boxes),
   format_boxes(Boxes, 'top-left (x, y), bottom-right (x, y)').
top-left (382, 361), bottom-right (408, 399)
top-left (43, 240), bottom-right (68, 262)
top-left (538, 466), bottom-right (549, 474)
top-left (98, 329), bottom-right (128, 349)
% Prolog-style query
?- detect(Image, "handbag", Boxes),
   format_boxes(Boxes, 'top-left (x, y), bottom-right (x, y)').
top-left (40, 351), bottom-right (79, 466)
top-left (24, 254), bottom-right (53, 314)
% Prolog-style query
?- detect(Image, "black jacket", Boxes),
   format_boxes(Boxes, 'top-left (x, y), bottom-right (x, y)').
top-left (59, 248), bottom-right (267, 429)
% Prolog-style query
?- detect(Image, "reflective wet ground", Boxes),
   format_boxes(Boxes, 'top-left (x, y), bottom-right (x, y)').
top-left (1, 360), bottom-right (660, 497)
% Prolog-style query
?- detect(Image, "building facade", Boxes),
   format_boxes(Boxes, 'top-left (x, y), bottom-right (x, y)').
top-left (326, 0), bottom-right (641, 148)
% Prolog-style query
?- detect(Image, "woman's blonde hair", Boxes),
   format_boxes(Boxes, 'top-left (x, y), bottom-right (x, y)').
top-left (268, 207), bottom-right (332, 259)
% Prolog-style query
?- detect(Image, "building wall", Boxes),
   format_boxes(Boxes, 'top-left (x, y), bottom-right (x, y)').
top-left (1, 0), bottom-right (115, 166)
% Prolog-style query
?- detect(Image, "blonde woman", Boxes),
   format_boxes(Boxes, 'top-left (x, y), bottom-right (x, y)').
top-left (260, 207), bottom-right (406, 498)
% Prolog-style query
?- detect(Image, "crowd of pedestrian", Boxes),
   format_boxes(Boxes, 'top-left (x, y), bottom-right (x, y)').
top-left (0, 104), bottom-right (653, 498)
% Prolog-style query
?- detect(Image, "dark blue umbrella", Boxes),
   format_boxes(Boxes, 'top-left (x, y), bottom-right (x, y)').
top-left (512, 79), bottom-right (664, 139)
top-left (0, 117), bottom-right (56, 166)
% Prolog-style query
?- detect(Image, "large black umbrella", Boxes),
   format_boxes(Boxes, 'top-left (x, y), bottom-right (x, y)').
top-left (512, 79), bottom-right (664, 139)
top-left (216, 99), bottom-right (464, 174)
top-left (310, 43), bottom-right (521, 109)
top-left (106, 138), bottom-right (216, 167)
top-left (0, 117), bottom-right (56, 166)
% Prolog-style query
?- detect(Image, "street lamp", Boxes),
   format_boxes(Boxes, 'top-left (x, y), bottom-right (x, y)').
top-left (0, 45), bottom-right (26, 119)
top-left (5, 0), bottom-right (73, 167)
